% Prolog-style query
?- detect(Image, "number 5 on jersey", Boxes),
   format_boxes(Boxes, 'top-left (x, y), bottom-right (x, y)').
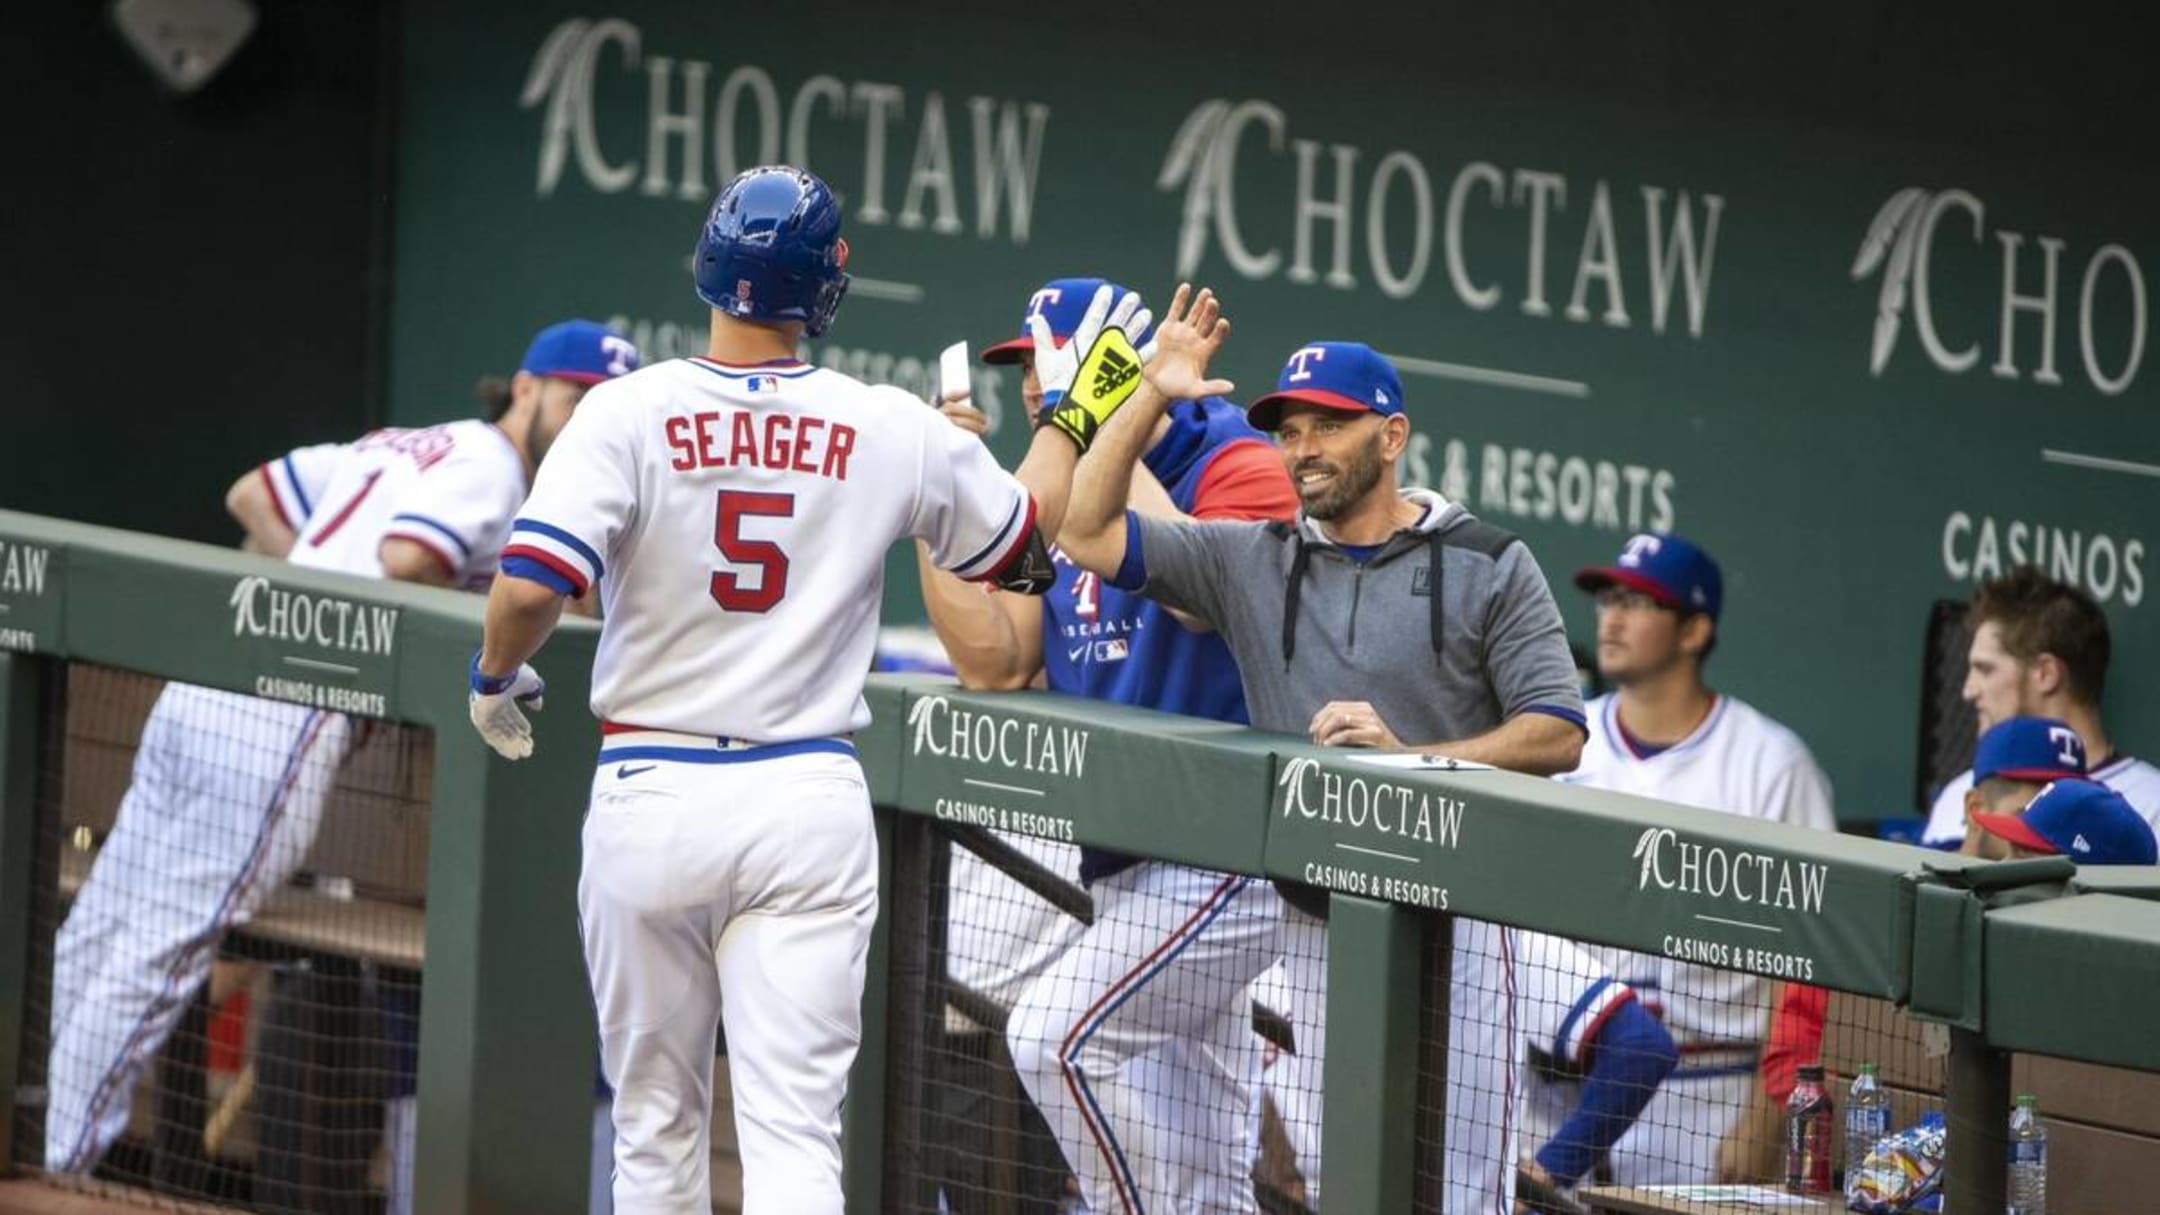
top-left (710, 490), bottom-right (793, 612)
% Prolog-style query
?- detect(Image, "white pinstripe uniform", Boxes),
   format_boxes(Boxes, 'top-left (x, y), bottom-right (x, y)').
top-left (499, 356), bottom-right (1039, 1215)
top-left (45, 420), bottom-right (528, 1173)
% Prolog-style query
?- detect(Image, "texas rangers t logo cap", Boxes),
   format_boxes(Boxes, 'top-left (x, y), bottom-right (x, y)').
top-left (1245, 341), bottom-right (1406, 431)
top-left (1574, 531), bottom-right (1724, 619)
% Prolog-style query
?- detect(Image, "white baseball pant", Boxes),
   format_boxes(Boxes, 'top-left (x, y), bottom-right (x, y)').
top-left (46, 683), bottom-right (349, 1172)
top-left (1005, 862), bottom-right (1282, 1215)
top-left (579, 737), bottom-right (876, 1215)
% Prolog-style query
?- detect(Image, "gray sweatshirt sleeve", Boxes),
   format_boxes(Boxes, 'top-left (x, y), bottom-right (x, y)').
top-left (1484, 542), bottom-right (1587, 726)
top-left (1125, 513), bottom-right (1252, 630)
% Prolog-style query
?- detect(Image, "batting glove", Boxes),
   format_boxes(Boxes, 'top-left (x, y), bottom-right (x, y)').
top-left (469, 651), bottom-right (546, 760)
top-left (1030, 284), bottom-right (1155, 416)
top-left (1044, 326), bottom-right (1149, 452)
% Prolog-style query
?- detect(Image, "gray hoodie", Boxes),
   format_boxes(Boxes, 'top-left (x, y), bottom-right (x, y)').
top-left (1119, 488), bottom-right (1585, 743)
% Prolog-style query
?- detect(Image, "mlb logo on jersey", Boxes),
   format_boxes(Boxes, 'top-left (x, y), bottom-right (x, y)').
top-left (744, 375), bottom-right (780, 393)
top-left (1094, 638), bottom-right (1130, 662)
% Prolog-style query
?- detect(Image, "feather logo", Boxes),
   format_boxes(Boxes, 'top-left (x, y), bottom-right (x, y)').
top-left (1850, 188), bottom-right (1932, 375)
top-left (520, 18), bottom-right (642, 199)
top-left (1156, 99), bottom-right (1286, 280)
top-left (1632, 827), bottom-right (1671, 890)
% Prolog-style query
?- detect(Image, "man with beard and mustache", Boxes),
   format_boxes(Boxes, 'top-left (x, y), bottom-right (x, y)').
top-left (1532, 532), bottom-right (1834, 1187)
top-left (46, 319), bottom-right (640, 1181)
top-left (1057, 304), bottom-right (1588, 1215)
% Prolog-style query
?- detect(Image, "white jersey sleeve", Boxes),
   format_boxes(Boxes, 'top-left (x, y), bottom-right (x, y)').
top-left (378, 424), bottom-right (529, 586)
top-left (500, 393), bottom-right (641, 598)
top-left (257, 442), bottom-right (348, 531)
top-left (909, 417), bottom-right (1036, 582)
top-left (1920, 770), bottom-right (1976, 847)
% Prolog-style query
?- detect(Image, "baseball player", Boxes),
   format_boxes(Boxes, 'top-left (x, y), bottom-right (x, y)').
top-left (1921, 566), bottom-right (2160, 846)
top-left (1969, 777), bottom-right (2159, 865)
top-left (44, 320), bottom-right (638, 1174)
top-left (1746, 711), bottom-right (2090, 1174)
top-left (1512, 930), bottom-right (1680, 1209)
top-left (916, 276), bottom-right (1298, 1215)
top-left (1543, 532), bottom-right (1835, 1185)
top-left (465, 166), bottom-right (1158, 1215)
top-left (1057, 322), bottom-right (1590, 1215)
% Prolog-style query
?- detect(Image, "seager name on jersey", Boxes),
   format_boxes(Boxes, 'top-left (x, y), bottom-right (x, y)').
top-left (665, 410), bottom-right (858, 481)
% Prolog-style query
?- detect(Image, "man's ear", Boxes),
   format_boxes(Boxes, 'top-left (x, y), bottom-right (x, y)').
top-left (1381, 414), bottom-right (1411, 459)
top-left (1679, 614), bottom-right (1716, 659)
top-left (2028, 651), bottom-right (2067, 698)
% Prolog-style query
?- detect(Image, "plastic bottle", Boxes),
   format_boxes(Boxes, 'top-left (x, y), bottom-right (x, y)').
top-left (1843, 1062), bottom-right (1891, 1201)
top-left (2008, 1093), bottom-right (2048, 1215)
top-left (1784, 1063), bottom-right (1833, 1194)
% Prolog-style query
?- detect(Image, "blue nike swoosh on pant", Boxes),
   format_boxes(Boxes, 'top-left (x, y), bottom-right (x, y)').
top-left (616, 764), bottom-right (657, 779)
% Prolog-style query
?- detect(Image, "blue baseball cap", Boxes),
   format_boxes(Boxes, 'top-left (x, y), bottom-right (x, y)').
top-left (520, 319), bottom-right (641, 385)
top-left (1245, 342), bottom-right (1405, 431)
top-left (980, 278), bottom-right (1153, 365)
top-left (1971, 779), bottom-right (2158, 865)
top-left (1575, 532), bottom-right (1724, 619)
top-left (1973, 717), bottom-right (2088, 785)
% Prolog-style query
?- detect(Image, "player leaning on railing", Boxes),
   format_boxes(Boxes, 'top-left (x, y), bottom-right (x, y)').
top-left (1055, 286), bottom-right (1606, 1215)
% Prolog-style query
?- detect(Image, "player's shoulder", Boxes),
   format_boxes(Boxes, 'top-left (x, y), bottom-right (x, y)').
top-left (1709, 694), bottom-right (1819, 767)
top-left (2099, 755), bottom-right (2160, 811)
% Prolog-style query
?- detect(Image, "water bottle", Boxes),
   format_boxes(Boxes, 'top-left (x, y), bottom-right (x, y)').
top-left (1843, 1062), bottom-right (1891, 1201)
top-left (2008, 1093), bottom-right (2048, 1215)
top-left (1784, 1063), bottom-right (1833, 1194)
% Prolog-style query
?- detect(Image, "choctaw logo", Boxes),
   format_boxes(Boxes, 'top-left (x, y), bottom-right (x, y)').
top-left (907, 695), bottom-right (1090, 777)
top-left (1850, 187), bottom-right (2147, 394)
top-left (1632, 826), bottom-right (1827, 914)
top-left (229, 576), bottom-right (399, 657)
top-left (1276, 756), bottom-right (1463, 847)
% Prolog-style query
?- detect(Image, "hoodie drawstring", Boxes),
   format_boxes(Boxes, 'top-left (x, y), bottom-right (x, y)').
top-left (1281, 530), bottom-right (1446, 665)
top-left (1281, 534), bottom-right (1312, 665)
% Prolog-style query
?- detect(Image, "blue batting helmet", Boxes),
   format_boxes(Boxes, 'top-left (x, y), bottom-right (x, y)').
top-left (693, 166), bottom-right (851, 337)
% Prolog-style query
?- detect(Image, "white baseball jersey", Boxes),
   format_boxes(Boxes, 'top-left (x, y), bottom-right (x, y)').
top-left (1558, 693), bottom-right (1835, 1048)
top-left (504, 356), bottom-right (1034, 742)
top-left (1921, 753), bottom-right (2160, 846)
top-left (263, 419), bottom-right (529, 589)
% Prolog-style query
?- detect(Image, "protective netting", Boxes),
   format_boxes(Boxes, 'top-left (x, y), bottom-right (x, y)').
top-left (1916, 598), bottom-right (1977, 815)
top-left (1400, 919), bottom-right (1953, 1210)
top-left (14, 662), bottom-right (431, 1214)
top-left (881, 820), bottom-right (1322, 1215)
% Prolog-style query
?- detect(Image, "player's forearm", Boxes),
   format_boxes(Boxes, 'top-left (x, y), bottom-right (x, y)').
top-left (914, 542), bottom-right (1041, 690)
top-left (478, 574), bottom-right (567, 678)
top-left (225, 471), bottom-right (298, 558)
top-left (1011, 425), bottom-right (1081, 540)
top-left (1059, 382), bottom-right (1168, 575)
top-left (1410, 711), bottom-right (1584, 775)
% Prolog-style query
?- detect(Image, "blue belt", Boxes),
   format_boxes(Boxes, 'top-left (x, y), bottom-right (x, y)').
top-left (597, 736), bottom-right (856, 766)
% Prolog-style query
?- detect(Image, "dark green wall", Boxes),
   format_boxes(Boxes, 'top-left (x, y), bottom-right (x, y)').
top-left (2, 2), bottom-right (394, 544)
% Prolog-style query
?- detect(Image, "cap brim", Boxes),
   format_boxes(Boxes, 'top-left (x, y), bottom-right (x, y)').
top-left (534, 370), bottom-right (610, 385)
top-left (980, 334), bottom-right (1077, 366)
top-left (1982, 766), bottom-right (2083, 784)
top-left (1574, 566), bottom-right (1682, 609)
top-left (1245, 388), bottom-right (1376, 432)
top-left (1969, 810), bottom-right (2060, 854)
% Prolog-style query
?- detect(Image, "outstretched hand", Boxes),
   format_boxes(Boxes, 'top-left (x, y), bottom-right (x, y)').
top-left (1141, 284), bottom-right (1234, 404)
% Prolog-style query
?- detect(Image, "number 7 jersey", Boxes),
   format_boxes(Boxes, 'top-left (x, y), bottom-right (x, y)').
top-left (502, 356), bottom-right (1037, 742)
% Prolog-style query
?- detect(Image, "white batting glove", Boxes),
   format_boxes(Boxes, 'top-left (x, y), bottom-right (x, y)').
top-left (1029, 285), bottom-right (1155, 410)
top-left (469, 652), bottom-right (546, 760)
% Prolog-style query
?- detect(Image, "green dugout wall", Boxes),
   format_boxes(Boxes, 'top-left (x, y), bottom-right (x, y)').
top-left (7, 509), bottom-right (2160, 1213)
top-left (380, 3), bottom-right (2157, 821)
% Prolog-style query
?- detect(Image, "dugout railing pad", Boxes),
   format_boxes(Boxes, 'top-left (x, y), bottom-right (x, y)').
top-left (0, 509), bottom-right (604, 1214)
top-left (2, 508), bottom-right (2153, 1214)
